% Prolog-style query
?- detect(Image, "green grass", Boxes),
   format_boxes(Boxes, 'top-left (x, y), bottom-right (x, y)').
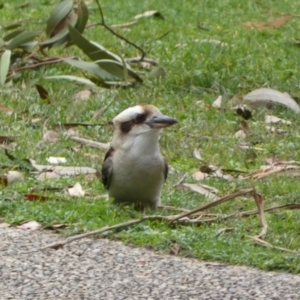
top-left (1, 0), bottom-right (300, 273)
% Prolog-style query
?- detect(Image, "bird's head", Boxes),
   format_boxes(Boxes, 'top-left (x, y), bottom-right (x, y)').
top-left (110, 104), bottom-right (177, 150)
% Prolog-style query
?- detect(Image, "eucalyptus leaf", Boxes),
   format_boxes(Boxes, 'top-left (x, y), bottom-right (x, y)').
top-left (3, 30), bottom-right (23, 42)
top-left (46, 0), bottom-right (73, 37)
top-left (148, 66), bottom-right (167, 79)
top-left (68, 25), bottom-right (121, 62)
top-left (75, 0), bottom-right (89, 33)
top-left (2, 22), bottom-right (22, 31)
top-left (42, 16), bottom-right (78, 46)
top-left (64, 58), bottom-right (118, 81)
top-left (45, 75), bottom-right (96, 86)
top-left (95, 59), bottom-right (142, 82)
top-left (6, 31), bottom-right (38, 50)
top-left (0, 50), bottom-right (11, 85)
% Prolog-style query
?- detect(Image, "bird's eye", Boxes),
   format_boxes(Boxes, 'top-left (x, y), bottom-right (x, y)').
top-left (135, 113), bottom-right (146, 124)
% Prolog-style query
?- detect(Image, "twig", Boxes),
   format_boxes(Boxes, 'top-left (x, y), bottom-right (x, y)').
top-left (172, 172), bottom-right (188, 188)
top-left (37, 215), bottom-right (172, 251)
top-left (125, 57), bottom-right (158, 65)
top-left (68, 136), bottom-right (110, 150)
top-left (95, 0), bottom-right (146, 60)
top-left (11, 57), bottom-right (75, 72)
top-left (171, 188), bottom-right (254, 222)
top-left (247, 236), bottom-right (300, 256)
top-left (252, 189), bottom-right (268, 239)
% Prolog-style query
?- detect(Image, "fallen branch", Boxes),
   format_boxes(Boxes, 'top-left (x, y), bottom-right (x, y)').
top-left (247, 236), bottom-right (300, 256)
top-left (252, 189), bottom-right (268, 239)
top-left (170, 188), bottom-right (254, 222)
top-left (68, 136), bottom-right (110, 150)
top-left (38, 215), bottom-right (172, 251)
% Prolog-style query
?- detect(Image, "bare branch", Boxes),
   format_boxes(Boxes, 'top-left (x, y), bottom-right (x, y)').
top-left (94, 0), bottom-right (146, 60)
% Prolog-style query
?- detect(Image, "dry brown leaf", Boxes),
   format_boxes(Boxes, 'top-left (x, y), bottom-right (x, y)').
top-left (243, 15), bottom-right (292, 30)
top-left (0, 105), bottom-right (13, 114)
top-left (73, 90), bottom-right (91, 101)
top-left (193, 148), bottom-right (203, 160)
top-left (0, 135), bottom-right (14, 144)
top-left (265, 126), bottom-right (287, 134)
top-left (134, 10), bottom-right (164, 20)
top-left (252, 191), bottom-right (267, 239)
top-left (92, 107), bottom-right (106, 119)
top-left (43, 130), bottom-right (59, 143)
top-left (68, 182), bottom-right (85, 197)
top-left (265, 115), bottom-right (292, 125)
top-left (243, 88), bottom-right (300, 113)
top-left (180, 183), bottom-right (218, 200)
top-left (30, 159), bottom-right (97, 176)
top-left (212, 95), bottom-right (222, 108)
top-left (234, 129), bottom-right (246, 139)
top-left (169, 243), bottom-right (180, 255)
top-left (6, 171), bottom-right (23, 184)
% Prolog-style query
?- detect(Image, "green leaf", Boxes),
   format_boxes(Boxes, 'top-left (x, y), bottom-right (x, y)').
top-left (96, 59), bottom-right (143, 82)
top-left (6, 31), bottom-right (38, 50)
top-left (2, 22), bottom-right (22, 31)
top-left (3, 30), bottom-right (23, 41)
top-left (46, 0), bottom-right (73, 37)
top-left (45, 75), bottom-right (96, 86)
top-left (68, 25), bottom-right (121, 62)
top-left (0, 50), bottom-right (11, 85)
top-left (75, 0), bottom-right (89, 33)
top-left (64, 58), bottom-right (118, 81)
top-left (41, 16), bottom-right (78, 47)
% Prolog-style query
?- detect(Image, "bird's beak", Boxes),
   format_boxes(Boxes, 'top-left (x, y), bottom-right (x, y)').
top-left (146, 115), bottom-right (178, 129)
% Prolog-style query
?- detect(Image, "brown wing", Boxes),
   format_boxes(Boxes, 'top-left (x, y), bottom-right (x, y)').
top-left (164, 160), bottom-right (169, 181)
top-left (101, 147), bottom-right (114, 189)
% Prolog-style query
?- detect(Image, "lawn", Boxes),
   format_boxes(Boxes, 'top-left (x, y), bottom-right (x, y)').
top-left (1, 0), bottom-right (300, 273)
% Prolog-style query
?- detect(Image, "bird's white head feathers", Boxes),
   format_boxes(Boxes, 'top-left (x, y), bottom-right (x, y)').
top-left (110, 104), bottom-right (177, 152)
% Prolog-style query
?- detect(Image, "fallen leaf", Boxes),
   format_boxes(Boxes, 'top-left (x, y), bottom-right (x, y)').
top-left (265, 115), bottom-right (292, 125)
top-left (234, 129), bottom-right (246, 139)
top-left (179, 183), bottom-right (218, 200)
top-left (212, 95), bottom-right (222, 108)
top-left (35, 84), bottom-right (49, 100)
top-left (68, 182), bottom-right (85, 197)
top-left (92, 107), bottom-right (106, 119)
top-left (0, 105), bottom-right (13, 113)
top-left (17, 220), bottom-right (41, 231)
top-left (25, 194), bottom-right (49, 201)
top-left (243, 15), bottom-right (292, 30)
top-left (6, 171), bottom-right (23, 184)
top-left (0, 135), bottom-right (14, 143)
top-left (243, 88), bottom-right (300, 113)
top-left (43, 223), bottom-right (68, 230)
top-left (73, 89), bottom-right (91, 101)
top-left (43, 130), bottom-right (59, 143)
top-left (30, 159), bottom-right (97, 176)
top-left (169, 243), bottom-right (180, 255)
top-left (134, 10), bottom-right (164, 20)
top-left (46, 156), bottom-right (67, 164)
top-left (265, 126), bottom-right (287, 134)
top-left (193, 148), bottom-right (203, 160)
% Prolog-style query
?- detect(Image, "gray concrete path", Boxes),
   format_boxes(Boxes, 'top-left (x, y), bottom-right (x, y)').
top-left (1, 228), bottom-right (299, 299)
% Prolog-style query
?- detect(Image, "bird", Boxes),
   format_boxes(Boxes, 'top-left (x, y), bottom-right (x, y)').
top-left (101, 104), bottom-right (177, 209)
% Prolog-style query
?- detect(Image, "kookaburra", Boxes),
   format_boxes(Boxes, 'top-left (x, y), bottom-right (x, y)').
top-left (101, 104), bottom-right (177, 209)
